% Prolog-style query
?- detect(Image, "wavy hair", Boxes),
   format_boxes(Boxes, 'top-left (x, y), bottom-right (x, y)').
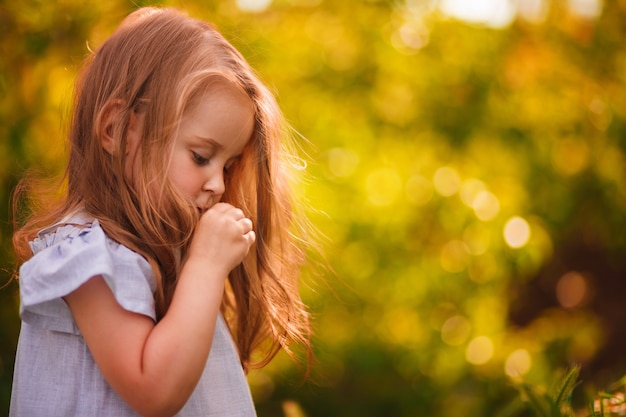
top-left (13, 7), bottom-right (313, 372)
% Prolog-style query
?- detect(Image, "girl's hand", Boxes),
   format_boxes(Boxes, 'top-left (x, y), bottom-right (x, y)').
top-left (64, 203), bottom-right (255, 416)
top-left (188, 202), bottom-right (256, 275)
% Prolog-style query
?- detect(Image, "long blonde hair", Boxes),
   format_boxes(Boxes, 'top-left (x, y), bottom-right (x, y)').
top-left (13, 7), bottom-right (313, 372)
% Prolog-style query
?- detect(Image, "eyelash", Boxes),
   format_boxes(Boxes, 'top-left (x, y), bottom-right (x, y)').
top-left (192, 151), bottom-right (238, 174)
top-left (192, 151), bottom-right (210, 166)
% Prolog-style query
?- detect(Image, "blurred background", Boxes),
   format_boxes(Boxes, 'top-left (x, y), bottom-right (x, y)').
top-left (1, 0), bottom-right (626, 415)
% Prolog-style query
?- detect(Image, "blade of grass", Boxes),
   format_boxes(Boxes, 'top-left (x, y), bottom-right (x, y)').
top-left (552, 365), bottom-right (580, 409)
top-left (520, 383), bottom-right (551, 417)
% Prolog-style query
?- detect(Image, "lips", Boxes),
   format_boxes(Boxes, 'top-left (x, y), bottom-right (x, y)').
top-left (197, 200), bottom-right (213, 213)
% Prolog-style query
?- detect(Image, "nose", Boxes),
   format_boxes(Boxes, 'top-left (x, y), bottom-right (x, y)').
top-left (203, 169), bottom-right (225, 197)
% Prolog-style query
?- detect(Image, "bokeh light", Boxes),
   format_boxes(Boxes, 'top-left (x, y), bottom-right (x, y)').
top-left (439, 0), bottom-right (516, 28)
top-left (441, 315), bottom-right (472, 346)
top-left (405, 175), bottom-right (434, 206)
top-left (472, 191), bottom-right (501, 221)
top-left (236, 0), bottom-right (272, 12)
top-left (567, 0), bottom-right (603, 18)
top-left (439, 240), bottom-right (470, 273)
top-left (556, 271), bottom-right (588, 308)
top-left (433, 166), bottom-right (461, 197)
top-left (466, 336), bottom-right (494, 365)
top-left (460, 179), bottom-right (487, 207)
top-left (505, 349), bottom-right (532, 378)
top-left (326, 147), bottom-right (359, 179)
top-left (503, 216), bottom-right (531, 248)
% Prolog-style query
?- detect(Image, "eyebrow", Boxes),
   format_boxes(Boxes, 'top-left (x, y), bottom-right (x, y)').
top-left (193, 135), bottom-right (244, 157)
top-left (194, 136), bottom-right (222, 149)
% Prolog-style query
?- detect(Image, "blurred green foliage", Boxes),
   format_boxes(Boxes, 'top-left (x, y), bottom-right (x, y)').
top-left (2, 0), bottom-right (626, 416)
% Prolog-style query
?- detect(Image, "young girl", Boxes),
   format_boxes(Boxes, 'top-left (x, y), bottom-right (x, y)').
top-left (11, 7), bottom-right (313, 417)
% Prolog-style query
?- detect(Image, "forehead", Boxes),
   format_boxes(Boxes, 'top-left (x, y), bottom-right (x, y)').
top-left (178, 80), bottom-right (255, 153)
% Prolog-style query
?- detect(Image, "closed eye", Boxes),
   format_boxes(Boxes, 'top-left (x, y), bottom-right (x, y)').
top-left (224, 156), bottom-right (241, 173)
top-left (191, 151), bottom-right (210, 166)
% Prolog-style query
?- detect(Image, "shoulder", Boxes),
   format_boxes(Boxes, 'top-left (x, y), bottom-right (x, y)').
top-left (19, 215), bottom-right (157, 332)
top-left (26, 217), bottom-right (153, 285)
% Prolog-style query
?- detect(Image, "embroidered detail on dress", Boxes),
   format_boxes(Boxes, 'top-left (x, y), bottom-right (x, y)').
top-left (30, 221), bottom-right (94, 254)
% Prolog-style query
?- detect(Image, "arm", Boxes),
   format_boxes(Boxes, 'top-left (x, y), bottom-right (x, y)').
top-left (64, 203), bottom-right (255, 417)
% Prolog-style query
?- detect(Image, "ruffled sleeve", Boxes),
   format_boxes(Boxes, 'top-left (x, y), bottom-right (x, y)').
top-left (19, 219), bottom-right (157, 334)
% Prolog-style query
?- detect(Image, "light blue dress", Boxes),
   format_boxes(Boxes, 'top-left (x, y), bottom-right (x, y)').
top-left (10, 214), bottom-right (256, 417)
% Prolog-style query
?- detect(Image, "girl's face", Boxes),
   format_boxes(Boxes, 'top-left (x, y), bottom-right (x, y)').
top-left (168, 82), bottom-right (255, 213)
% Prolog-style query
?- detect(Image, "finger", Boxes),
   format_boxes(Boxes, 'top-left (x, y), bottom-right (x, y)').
top-left (210, 202), bottom-right (232, 212)
top-left (240, 218), bottom-right (253, 233)
top-left (232, 208), bottom-right (245, 220)
top-left (245, 230), bottom-right (256, 246)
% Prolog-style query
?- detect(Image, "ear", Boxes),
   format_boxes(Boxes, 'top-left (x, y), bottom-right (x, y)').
top-left (98, 99), bottom-right (125, 155)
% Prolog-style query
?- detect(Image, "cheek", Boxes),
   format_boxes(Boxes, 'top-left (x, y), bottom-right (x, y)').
top-left (168, 171), bottom-right (186, 194)
top-left (168, 167), bottom-right (200, 197)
